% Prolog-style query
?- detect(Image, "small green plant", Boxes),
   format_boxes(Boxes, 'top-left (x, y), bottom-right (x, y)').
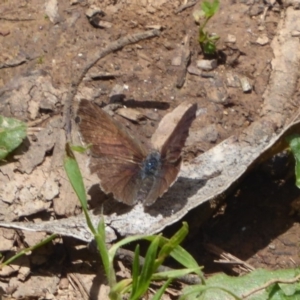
top-left (64, 144), bottom-right (203, 300)
top-left (0, 234), bottom-right (58, 269)
top-left (193, 0), bottom-right (220, 56)
top-left (65, 141), bottom-right (300, 299)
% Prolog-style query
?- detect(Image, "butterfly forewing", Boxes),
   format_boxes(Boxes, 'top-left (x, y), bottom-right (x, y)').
top-left (161, 103), bottom-right (197, 162)
top-left (78, 100), bottom-right (147, 161)
top-left (77, 99), bottom-right (147, 205)
top-left (144, 103), bottom-right (197, 205)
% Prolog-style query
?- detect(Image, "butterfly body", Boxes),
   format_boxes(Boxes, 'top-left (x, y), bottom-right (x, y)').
top-left (78, 99), bottom-right (196, 206)
top-left (140, 151), bottom-right (161, 179)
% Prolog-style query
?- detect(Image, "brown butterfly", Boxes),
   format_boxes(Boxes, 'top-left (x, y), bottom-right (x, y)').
top-left (77, 99), bottom-right (197, 206)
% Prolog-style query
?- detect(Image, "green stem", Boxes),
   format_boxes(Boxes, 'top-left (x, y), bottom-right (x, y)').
top-left (0, 234), bottom-right (58, 268)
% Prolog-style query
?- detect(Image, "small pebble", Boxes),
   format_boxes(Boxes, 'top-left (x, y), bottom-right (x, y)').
top-left (226, 72), bottom-right (241, 88)
top-left (187, 65), bottom-right (202, 76)
top-left (171, 55), bottom-right (181, 66)
top-left (197, 59), bottom-right (217, 71)
top-left (268, 244), bottom-right (276, 250)
top-left (145, 24), bottom-right (162, 30)
top-left (109, 84), bottom-right (125, 103)
top-left (97, 20), bottom-right (112, 28)
top-left (225, 34), bottom-right (236, 43)
top-left (256, 35), bottom-right (269, 45)
top-left (291, 30), bottom-right (300, 37)
top-left (240, 77), bottom-right (252, 93)
top-left (85, 6), bottom-right (103, 18)
top-left (59, 278), bottom-right (69, 290)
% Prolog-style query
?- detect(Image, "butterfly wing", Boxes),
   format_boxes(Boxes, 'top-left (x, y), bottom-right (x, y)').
top-left (144, 102), bottom-right (197, 206)
top-left (77, 99), bottom-right (147, 205)
top-left (160, 103), bottom-right (197, 162)
top-left (143, 159), bottom-right (182, 206)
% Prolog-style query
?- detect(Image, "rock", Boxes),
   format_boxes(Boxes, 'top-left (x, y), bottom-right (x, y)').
top-left (40, 175), bottom-right (59, 201)
top-left (0, 181), bottom-right (18, 204)
top-left (144, 110), bottom-right (160, 121)
top-left (205, 77), bottom-right (229, 104)
top-left (97, 20), bottom-right (113, 28)
top-left (86, 6), bottom-right (107, 28)
top-left (70, 0), bottom-right (82, 4)
top-left (116, 107), bottom-right (145, 122)
top-left (18, 259), bottom-right (30, 282)
top-left (23, 231), bottom-right (47, 247)
top-left (109, 84), bottom-right (125, 103)
top-left (45, 0), bottom-right (61, 24)
top-left (59, 278), bottom-right (69, 290)
top-left (197, 59), bottom-right (217, 71)
top-left (0, 228), bottom-right (15, 251)
top-left (171, 55), bottom-right (182, 66)
top-left (240, 76), bottom-right (252, 93)
top-left (145, 24), bottom-right (162, 30)
top-left (225, 34), bottom-right (236, 43)
top-left (226, 72), bottom-right (241, 88)
top-left (265, 0), bottom-right (276, 5)
top-left (85, 6), bottom-right (104, 18)
top-left (186, 124), bottom-right (219, 146)
top-left (291, 30), bottom-right (300, 37)
top-left (187, 65), bottom-right (202, 76)
top-left (256, 35), bottom-right (269, 45)
top-left (0, 265), bottom-right (16, 277)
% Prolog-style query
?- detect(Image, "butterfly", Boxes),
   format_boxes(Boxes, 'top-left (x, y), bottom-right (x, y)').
top-left (77, 99), bottom-right (197, 206)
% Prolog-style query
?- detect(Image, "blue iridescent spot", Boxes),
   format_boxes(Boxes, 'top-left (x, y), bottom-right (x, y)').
top-left (141, 151), bottom-right (161, 179)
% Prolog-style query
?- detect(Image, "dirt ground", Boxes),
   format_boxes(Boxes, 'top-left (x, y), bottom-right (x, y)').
top-left (0, 0), bottom-right (300, 299)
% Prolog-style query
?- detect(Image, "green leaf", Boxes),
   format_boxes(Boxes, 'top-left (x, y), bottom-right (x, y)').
top-left (1, 234), bottom-right (57, 268)
top-left (156, 222), bottom-right (189, 267)
top-left (0, 115), bottom-right (27, 160)
top-left (152, 278), bottom-right (172, 300)
top-left (130, 236), bottom-right (160, 300)
top-left (63, 143), bottom-right (87, 209)
top-left (64, 144), bottom-right (117, 289)
top-left (170, 246), bottom-right (203, 278)
top-left (109, 235), bottom-right (156, 261)
top-left (201, 0), bottom-right (219, 18)
top-left (110, 278), bottom-right (132, 295)
top-left (181, 268), bottom-right (300, 300)
top-left (95, 216), bottom-right (115, 286)
top-left (131, 245), bottom-right (141, 296)
top-left (287, 135), bottom-right (300, 188)
top-left (203, 41), bottom-right (217, 55)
